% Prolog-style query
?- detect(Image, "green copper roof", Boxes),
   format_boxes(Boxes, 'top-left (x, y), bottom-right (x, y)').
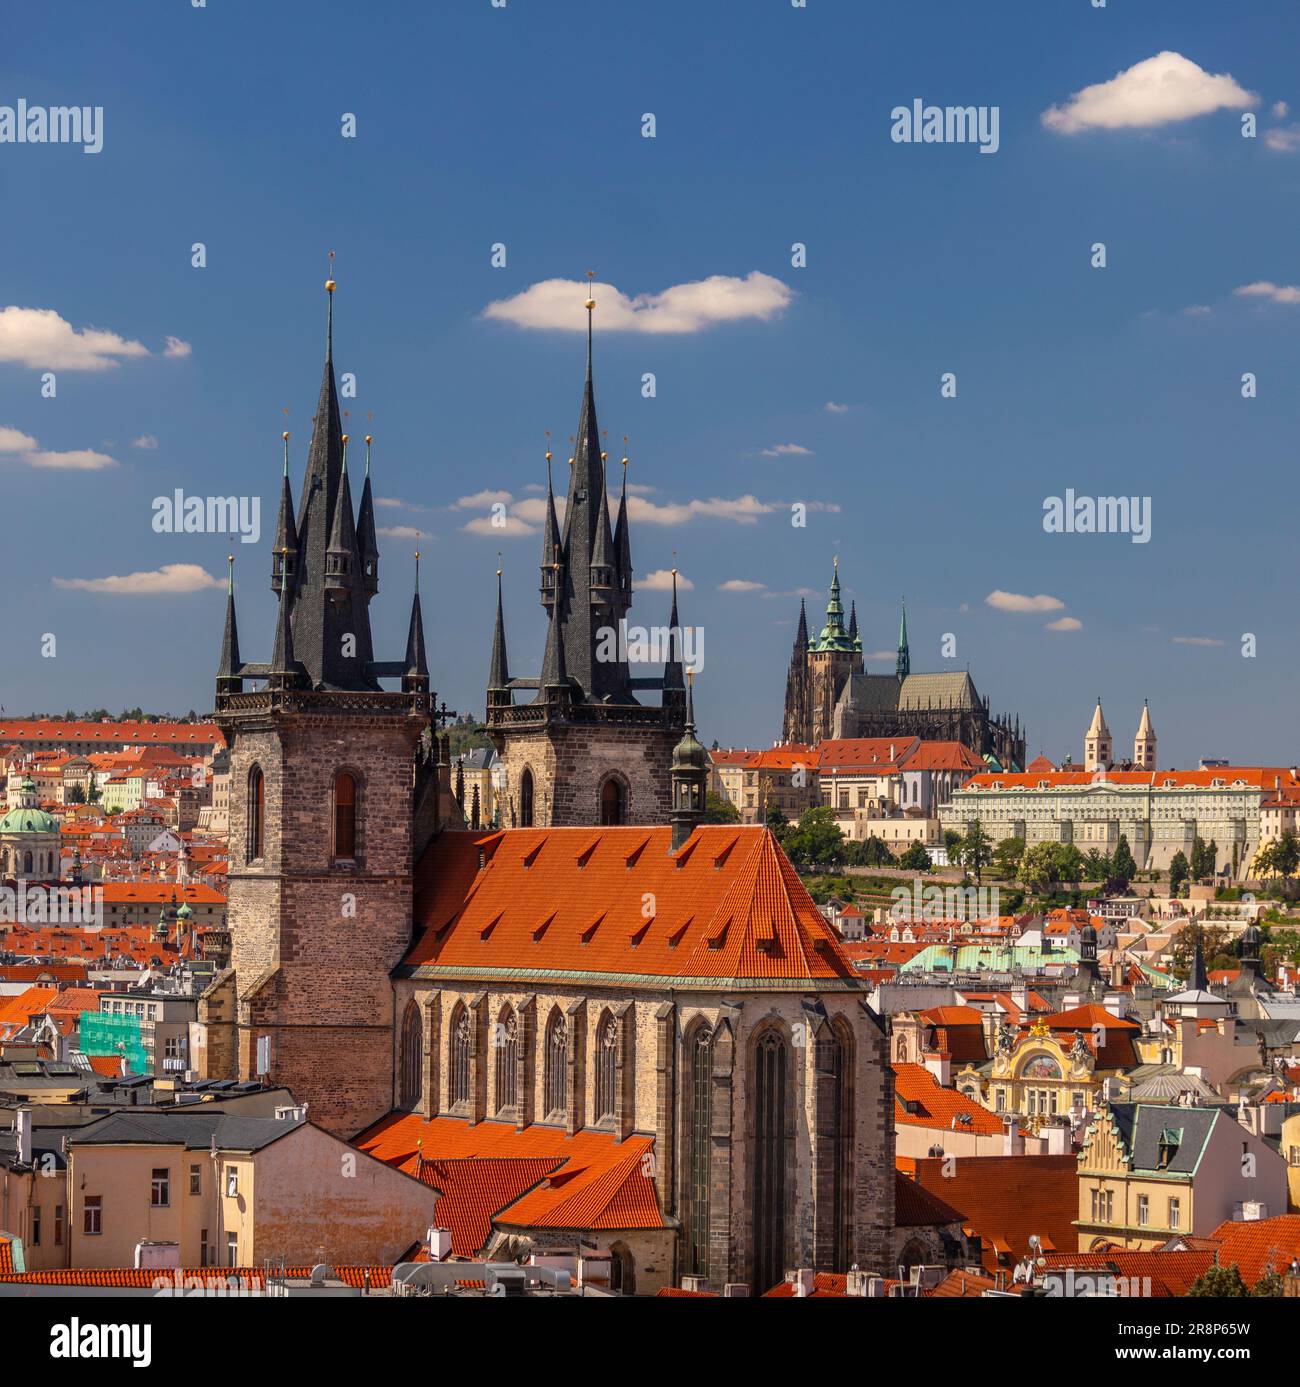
top-left (0, 806), bottom-right (59, 834)
top-left (810, 562), bottom-right (857, 653)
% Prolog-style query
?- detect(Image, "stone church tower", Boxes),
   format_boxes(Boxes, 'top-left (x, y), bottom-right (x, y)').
top-left (486, 294), bottom-right (686, 827)
top-left (201, 274), bottom-right (446, 1135)
top-left (782, 559), bottom-right (863, 745)
top-left (1133, 699), bottom-right (1157, 770)
top-left (1084, 698), bottom-right (1113, 772)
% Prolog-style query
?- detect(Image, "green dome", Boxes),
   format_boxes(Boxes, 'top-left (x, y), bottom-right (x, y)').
top-left (176, 901), bottom-right (194, 918)
top-left (0, 805), bottom-right (58, 834)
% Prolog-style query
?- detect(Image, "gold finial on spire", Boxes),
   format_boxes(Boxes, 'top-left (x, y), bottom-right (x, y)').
top-left (325, 249), bottom-right (336, 293)
top-left (544, 428), bottom-right (552, 463)
top-left (496, 548), bottom-right (503, 580)
top-left (584, 268), bottom-right (596, 312)
top-left (622, 434), bottom-right (629, 467)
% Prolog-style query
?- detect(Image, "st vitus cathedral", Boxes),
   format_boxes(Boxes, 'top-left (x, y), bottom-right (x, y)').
top-left (782, 560), bottom-right (1026, 769)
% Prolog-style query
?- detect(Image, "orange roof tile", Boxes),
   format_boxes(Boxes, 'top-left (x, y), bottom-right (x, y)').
top-left (893, 1063), bottom-right (1004, 1136)
top-left (1207, 1215), bottom-right (1300, 1287)
top-left (406, 828), bottom-right (860, 985)
top-left (417, 1157), bottom-right (560, 1256)
top-left (354, 1113), bottom-right (665, 1234)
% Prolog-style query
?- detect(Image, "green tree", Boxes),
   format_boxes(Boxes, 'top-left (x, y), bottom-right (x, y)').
top-left (1252, 1270), bottom-right (1284, 1297)
top-left (1112, 834), bottom-right (1137, 882)
top-left (861, 835), bottom-right (893, 867)
top-left (898, 841), bottom-right (932, 872)
top-left (993, 836), bottom-right (1025, 879)
top-left (1187, 1264), bottom-right (1249, 1297)
top-left (703, 792), bottom-right (740, 824)
top-left (943, 829), bottom-right (964, 863)
top-left (960, 822), bottom-right (993, 885)
top-left (87, 781), bottom-right (101, 804)
top-left (765, 804), bottom-right (790, 840)
top-left (1171, 922), bottom-right (1234, 979)
top-left (1190, 835), bottom-right (1214, 881)
top-left (1021, 842), bottom-right (1060, 893)
top-left (65, 783), bottom-right (86, 805)
top-left (783, 807), bottom-right (846, 870)
top-left (1274, 830), bottom-right (1300, 885)
top-left (1168, 850), bottom-right (1190, 897)
top-left (1055, 843), bottom-right (1085, 886)
top-left (1083, 848), bottom-right (1111, 880)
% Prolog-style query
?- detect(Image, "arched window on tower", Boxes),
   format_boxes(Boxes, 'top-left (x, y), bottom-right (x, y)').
top-left (495, 1006), bottom-right (518, 1114)
top-left (247, 764), bottom-right (265, 862)
top-left (449, 1004), bottom-right (471, 1108)
top-left (544, 1010), bottom-right (568, 1119)
top-left (595, 1012), bottom-right (618, 1122)
top-left (519, 768), bottom-right (534, 828)
top-left (815, 1020), bottom-right (854, 1272)
top-left (400, 1001), bottom-right (423, 1110)
top-left (334, 771), bottom-right (357, 859)
top-left (600, 777), bottom-right (624, 826)
top-left (22, 850), bottom-right (33, 875)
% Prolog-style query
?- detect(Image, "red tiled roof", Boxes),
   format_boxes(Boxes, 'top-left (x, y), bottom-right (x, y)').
top-left (416, 1157), bottom-right (559, 1256)
top-left (0, 1264), bottom-right (388, 1289)
top-left (962, 767), bottom-right (1300, 792)
top-left (0, 720), bottom-right (224, 748)
top-left (815, 737), bottom-right (916, 771)
top-left (354, 1113), bottom-right (665, 1234)
top-left (407, 828), bottom-right (858, 983)
top-left (905, 1155), bottom-right (1079, 1274)
top-left (1041, 1248), bottom-right (1217, 1297)
top-left (1207, 1215), bottom-right (1300, 1287)
top-left (763, 1272), bottom-right (850, 1297)
top-left (893, 1063), bottom-right (1004, 1136)
top-left (894, 1171), bottom-right (966, 1227)
top-left (926, 1268), bottom-right (999, 1297)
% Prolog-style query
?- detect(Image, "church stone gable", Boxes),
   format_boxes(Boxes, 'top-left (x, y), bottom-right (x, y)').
top-left (1079, 1109), bottom-right (1131, 1174)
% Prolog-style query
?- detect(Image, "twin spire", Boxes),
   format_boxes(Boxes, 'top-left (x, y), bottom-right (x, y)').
top-left (217, 268), bottom-right (426, 698)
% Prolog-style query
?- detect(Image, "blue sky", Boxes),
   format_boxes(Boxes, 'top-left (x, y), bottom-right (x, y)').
top-left (2, 0), bottom-right (1299, 767)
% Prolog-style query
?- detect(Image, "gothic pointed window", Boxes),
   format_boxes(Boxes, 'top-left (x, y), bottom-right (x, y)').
top-left (400, 1001), bottom-right (423, 1110)
top-left (247, 765), bottom-right (264, 862)
top-left (495, 1007), bottom-right (518, 1114)
top-left (595, 1013), bottom-right (618, 1122)
top-left (685, 1023), bottom-right (714, 1278)
top-left (334, 771), bottom-right (357, 859)
top-left (815, 1021), bottom-right (854, 1271)
top-left (752, 1030), bottom-right (788, 1295)
top-left (600, 777), bottom-right (624, 826)
top-left (449, 1004), bottom-right (471, 1108)
top-left (520, 768), bottom-right (534, 828)
top-left (544, 1011), bottom-right (568, 1118)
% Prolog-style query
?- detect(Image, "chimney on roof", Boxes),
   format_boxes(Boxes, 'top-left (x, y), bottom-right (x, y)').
top-left (1003, 1116), bottom-right (1023, 1156)
top-left (15, 1108), bottom-right (32, 1166)
top-left (792, 1267), bottom-right (815, 1298)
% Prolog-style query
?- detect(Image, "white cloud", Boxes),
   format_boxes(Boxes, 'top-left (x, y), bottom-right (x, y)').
top-left (1046, 616), bottom-right (1083, 632)
top-left (131, 433), bottom-right (159, 450)
top-left (511, 496), bottom-right (566, 525)
top-left (1172, 635), bottom-right (1224, 647)
top-left (719, 579), bottom-right (766, 593)
top-left (1274, 100), bottom-right (1290, 118)
top-left (985, 590), bottom-right (1065, 614)
top-left (1235, 281), bottom-right (1300, 305)
top-left (24, 447), bottom-right (117, 470)
top-left (639, 569), bottom-right (693, 592)
top-left (455, 488), bottom-right (513, 509)
top-left (628, 494), bottom-right (774, 526)
top-left (377, 525), bottom-right (427, 540)
top-left (0, 423), bottom-right (117, 469)
top-left (1264, 125), bottom-right (1300, 152)
top-left (0, 306), bottom-right (151, 371)
top-left (824, 401), bottom-right (848, 414)
top-left (54, 563), bottom-right (222, 594)
top-left (759, 443), bottom-right (812, 458)
top-left (1041, 52), bottom-right (1256, 134)
top-left (1182, 304), bottom-right (1212, 317)
top-left (483, 272), bottom-right (793, 335)
top-left (864, 649), bottom-right (896, 662)
top-left (0, 425), bottom-right (37, 452)
top-left (162, 336), bottom-right (192, 359)
top-left (463, 514), bottom-right (538, 537)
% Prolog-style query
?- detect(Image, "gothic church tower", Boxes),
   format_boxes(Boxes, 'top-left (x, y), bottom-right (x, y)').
top-left (203, 273), bottom-right (437, 1135)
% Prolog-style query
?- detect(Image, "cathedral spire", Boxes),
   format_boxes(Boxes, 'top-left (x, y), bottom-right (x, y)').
top-left (488, 563), bottom-right (511, 702)
top-left (269, 548), bottom-right (303, 689)
top-left (796, 599), bottom-right (809, 651)
top-left (613, 442), bottom-right (633, 613)
top-left (662, 565), bottom-right (685, 694)
top-left (216, 554), bottom-right (242, 695)
top-left (540, 439), bottom-right (562, 609)
top-left (896, 598), bottom-right (910, 680)
top-left (272, 431), bottom-right (299, 596)
top-left (402, 551), bottom-right (429, 693)
top-left (540, 559), bottom-right (570, 697)
top-left (356, 433), bottom-right (379, 599)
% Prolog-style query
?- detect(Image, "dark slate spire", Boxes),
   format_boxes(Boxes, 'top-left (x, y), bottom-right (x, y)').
top-left (540, 444), bottom-right (562, 609)
top-left (325, 433), bottom-right (359, 602)
top-left (216, 555), bottom-right (242, 695)
top-left (795, 599), bottom-right (809, 651)
top-left (402, 551), bottom-right (429, 693)
top-left (555, 285), bottom-right (629, 702)
top-left (613, 447), bottom-right (633, 614)
top-left (896, 598), bottom-right (911, 680)
top-left (488, 564), bottom-right (511, 699)
top-left (662, 565), bottom-right (685, 693)
top-left (1189, 934), bottom-right (1209, 992)
top-left (269, 556), bottom-right (304, 689)
top-left (288, 272), bottom-right (378, 691)
top-left (540, 559), bottom-right (570, 696)
top-left (271, 432), bottom-right (299, 596)
top-left (356, 433), bottom-right (379, 599)
top-left (670, 675), bottom-right (708, 851)
top-left (590, 457), bottom-right (616, 613)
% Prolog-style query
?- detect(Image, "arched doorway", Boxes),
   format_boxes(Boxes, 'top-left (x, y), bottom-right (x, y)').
top-left (600, 777), bottom-right (624, 826)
